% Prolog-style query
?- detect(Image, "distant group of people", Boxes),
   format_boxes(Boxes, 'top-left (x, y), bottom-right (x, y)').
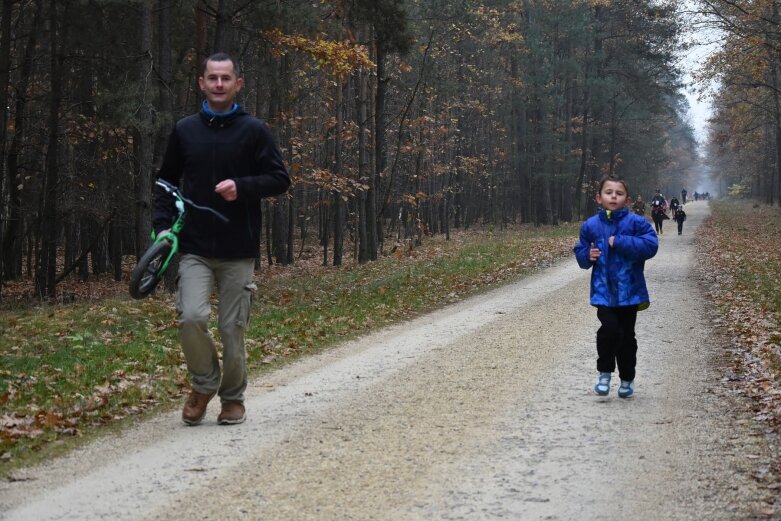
top-left (630, 188), bottom-right (687, 235)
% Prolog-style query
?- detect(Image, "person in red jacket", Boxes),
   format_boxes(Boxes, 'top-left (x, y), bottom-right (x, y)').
top-left (153, 53), bottom-right (290, 426)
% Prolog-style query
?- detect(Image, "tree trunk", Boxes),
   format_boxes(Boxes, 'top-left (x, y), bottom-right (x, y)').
top-left (321, 190), bottom-right (330, 266)
top-left (297, 184), bottom-right (308, 259)
top-left (357, 58), bottom-right (370, 263)
top-left (36, 0), bottom-right (65, 298)
top-left (78, 216), bottom-right (90, 281)
top-left (286, 190), bottom-right (295, 265)
top-left (2, 0), bottom-right (42, 282)
top-left (264, 201), bottom-right (273, 265)
top-left (0, 0), bottom-right (10, 149)
top-left (214, 0), bottom-right (236, 56)
top-left (370, 43), bottom-right (387, 260)
top-left (157, 0), bottom-right (178, 290)
top-left (273, 197), bottom-right (286, 264)
top-left (157, 0), bottom-right (174, 143)
top-left (195, 0), bottom-right (208, 66)
top-left (110, 217), bottom-right (122, 282)
top-left (0, 0), bottom-right (11, 294)
top-left (608, 98), bottom-right (617, 177)
top-left (134, 0), bottom-right (155, 259)
top-left (771, 3), bottom-right (781, 207)
top-left (333, 80), bottom-right (344, 266)
top-left (575, 102), bottom-right (589, 220)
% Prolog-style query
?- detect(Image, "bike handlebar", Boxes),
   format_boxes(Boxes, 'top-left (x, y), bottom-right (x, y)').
top-left (155, 179), bottom-right (230, 223)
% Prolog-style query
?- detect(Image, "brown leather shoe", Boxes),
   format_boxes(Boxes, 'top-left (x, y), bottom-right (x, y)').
top-left (217, 401), bottom-right (246, 425)
top-left (182, 390), bottom-right (215, 426)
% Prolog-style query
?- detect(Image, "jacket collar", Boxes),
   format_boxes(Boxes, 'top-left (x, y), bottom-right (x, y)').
top-left (199, 101), bottom-right (243, 126)
top-left (599, 207), bottom-right (629, 221)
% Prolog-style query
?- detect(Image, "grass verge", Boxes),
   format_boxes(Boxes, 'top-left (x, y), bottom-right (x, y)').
top-left (0, 224), bottom-right (577, 474)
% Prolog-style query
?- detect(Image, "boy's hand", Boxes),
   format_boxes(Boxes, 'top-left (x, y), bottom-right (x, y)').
top-left (589, 242), bottom-right (601, 262)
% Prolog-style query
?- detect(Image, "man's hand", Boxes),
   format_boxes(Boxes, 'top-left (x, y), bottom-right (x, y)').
top-left (215, 179), bottom-right (238, 201)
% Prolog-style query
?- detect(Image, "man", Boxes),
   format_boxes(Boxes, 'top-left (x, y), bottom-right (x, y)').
top-left (153, 52), bottom-right (290, 425)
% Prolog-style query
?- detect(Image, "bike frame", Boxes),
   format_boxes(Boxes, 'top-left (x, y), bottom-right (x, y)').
top-left (151, 179), bottom-right (229, 277)
top-left (129, 179), bottom-right (229, 299)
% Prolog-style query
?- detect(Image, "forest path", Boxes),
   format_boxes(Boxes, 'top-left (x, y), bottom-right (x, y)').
top-left (1, 201), bottom-right (777, 520)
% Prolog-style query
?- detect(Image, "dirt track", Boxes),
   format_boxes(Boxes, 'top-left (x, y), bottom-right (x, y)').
top-left (1, 201), bottom-right (778, 520)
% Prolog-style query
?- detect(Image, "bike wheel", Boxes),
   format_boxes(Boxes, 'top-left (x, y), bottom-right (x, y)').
top-left (129, 241), bottom-right (173, 299)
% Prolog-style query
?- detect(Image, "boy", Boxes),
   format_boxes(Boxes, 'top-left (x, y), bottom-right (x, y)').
top-left (573, 175), bottom-right (659, 398)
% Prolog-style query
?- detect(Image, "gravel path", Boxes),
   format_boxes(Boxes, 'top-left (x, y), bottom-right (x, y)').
top-left (1, 202), bottom-right (777, 520)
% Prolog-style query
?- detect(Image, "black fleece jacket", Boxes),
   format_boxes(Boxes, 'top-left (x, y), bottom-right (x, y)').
top-left (153, 108), bottom-right (290, 259)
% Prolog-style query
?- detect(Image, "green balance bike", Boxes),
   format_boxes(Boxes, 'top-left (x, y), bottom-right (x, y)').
top-left (128, 179), bottom-right (229, 299)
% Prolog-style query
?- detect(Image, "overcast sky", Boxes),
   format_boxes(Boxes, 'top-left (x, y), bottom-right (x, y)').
top-left (681, 46), bottom-right (718, 143)
top-left (678, 2), bottom-right (722, 144)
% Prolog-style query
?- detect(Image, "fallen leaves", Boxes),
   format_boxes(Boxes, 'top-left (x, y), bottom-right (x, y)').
top-left (0, 411), bottom-right (80, 442)
top-left (695, 200), bottom-right (781, 483)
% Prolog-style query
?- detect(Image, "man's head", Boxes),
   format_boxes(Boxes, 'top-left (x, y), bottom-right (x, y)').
top-left (199, 52), bottom-right (243, 113)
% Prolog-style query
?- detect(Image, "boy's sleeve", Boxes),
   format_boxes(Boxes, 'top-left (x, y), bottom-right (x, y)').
top-left (573, 224), bottom-right (594, 269)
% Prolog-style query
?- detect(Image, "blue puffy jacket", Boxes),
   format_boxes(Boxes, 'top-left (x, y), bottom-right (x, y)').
top-left (573, 207), bottom-right (658, 308)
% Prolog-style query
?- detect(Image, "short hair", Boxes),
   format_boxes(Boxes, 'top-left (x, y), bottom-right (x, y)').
top-left (598, 174), bottom-right (629, 195)
top-left (201, 52), bottom-right (241, 77)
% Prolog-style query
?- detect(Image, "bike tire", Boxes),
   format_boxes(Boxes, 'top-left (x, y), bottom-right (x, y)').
top-left (129, 241), bottom-right (173, 299)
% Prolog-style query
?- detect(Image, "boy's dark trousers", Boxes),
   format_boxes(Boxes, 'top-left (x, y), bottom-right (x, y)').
top-left (677, 219), bottom-right (684, 234)
top-left (596, 305), bottom-right (639, 381)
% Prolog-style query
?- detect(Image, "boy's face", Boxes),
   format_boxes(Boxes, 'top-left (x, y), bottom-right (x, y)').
top-left (596, 180), bottom-right (628, 211)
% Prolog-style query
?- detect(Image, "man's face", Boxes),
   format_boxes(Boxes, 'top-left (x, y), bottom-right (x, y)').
top-left (199, 59), bottom-right (243, 113)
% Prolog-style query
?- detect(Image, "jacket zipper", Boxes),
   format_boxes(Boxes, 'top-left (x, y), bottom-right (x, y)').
top-left (211, 119), bottom-right (217, 257)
